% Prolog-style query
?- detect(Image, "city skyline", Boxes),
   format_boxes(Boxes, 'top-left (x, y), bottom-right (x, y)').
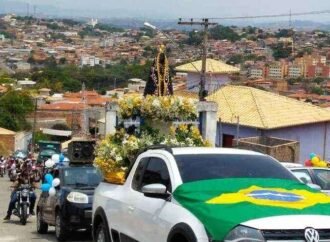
top-left (2, 0), bottom-right (330, 21)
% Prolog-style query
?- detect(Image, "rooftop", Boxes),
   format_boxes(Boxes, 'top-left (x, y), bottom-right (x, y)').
top-left (207, 85), bottom-right (330, 130)
top-left (175, 58), bottom-right (240, 74)
top-left (0, 127), bottom-right (16, 135)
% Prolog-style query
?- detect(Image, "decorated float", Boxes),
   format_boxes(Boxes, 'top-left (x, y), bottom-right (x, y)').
top-left (94, 45), bottom-right (210, 184)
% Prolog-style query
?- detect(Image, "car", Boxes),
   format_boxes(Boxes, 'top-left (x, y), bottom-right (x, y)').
top-left (92, 147), bottom-right (330, 242)
top-left (37, 164), bottom-right (102, 241)
top-left (37, 149), bottom-right (58, 164)
top-left (283, 162), bottom-right (330, 195)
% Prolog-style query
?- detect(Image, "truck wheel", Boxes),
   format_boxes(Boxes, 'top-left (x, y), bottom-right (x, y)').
top-left (37, 210), bottom-right (48, 234)
top-left (95, 222), bottom-right (111, 242)
top-left (55, 213), bottom-right (67, 241)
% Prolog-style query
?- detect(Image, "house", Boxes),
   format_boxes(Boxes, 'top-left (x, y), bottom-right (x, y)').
top-left (0, 128), bottom-right (31, 154)
top-left (175, 58), bottom-right (240, 93)
top-left (207, 85), bottom-right (330, 162)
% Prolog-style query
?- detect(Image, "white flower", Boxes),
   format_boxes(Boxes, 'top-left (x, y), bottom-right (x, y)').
top-left (152, 99), bottom-right (161, 108)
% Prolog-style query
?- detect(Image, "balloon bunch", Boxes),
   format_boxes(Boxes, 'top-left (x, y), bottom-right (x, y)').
top-left (40, 173), bottom-right (60, 197)
top-left (305, 153), bottom-right (330, 168)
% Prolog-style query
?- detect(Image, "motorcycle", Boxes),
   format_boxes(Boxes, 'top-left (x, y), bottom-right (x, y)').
top-left (8, 164), bottom-right (18, 182)
top-left (13, 184), bottom-right (32, 225)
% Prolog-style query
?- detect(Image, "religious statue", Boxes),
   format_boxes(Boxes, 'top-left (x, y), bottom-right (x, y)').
top-left (144, 44), bottom-right (173, 96)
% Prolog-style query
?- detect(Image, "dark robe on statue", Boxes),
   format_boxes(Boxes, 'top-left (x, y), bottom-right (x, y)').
top-left (144, 51), bottom-right (173, 97)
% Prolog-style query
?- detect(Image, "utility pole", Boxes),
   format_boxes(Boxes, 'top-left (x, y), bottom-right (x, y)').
top-left (31, 98), bottom-right (38, 154)
top-left (178, 18), bottom-right (217, 101)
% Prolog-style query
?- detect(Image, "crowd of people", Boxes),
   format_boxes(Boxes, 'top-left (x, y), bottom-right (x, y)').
top-left (0, 155), bottom-right (43, 221)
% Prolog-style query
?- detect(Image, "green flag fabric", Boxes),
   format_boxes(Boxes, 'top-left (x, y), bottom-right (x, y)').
top-left (173, 178), bottom-right (330, 241)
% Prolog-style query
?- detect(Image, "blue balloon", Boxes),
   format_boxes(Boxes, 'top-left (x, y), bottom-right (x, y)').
top-left (45, 173), bottom-right (54, 185)
top-left (310, 153), bottom-right (316, 159)
top-left (59, 153), bottom-right (65, 162)
top-left (40, 183), bottom-right (51, 192)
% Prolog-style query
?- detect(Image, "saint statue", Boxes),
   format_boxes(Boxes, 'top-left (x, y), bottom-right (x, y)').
top-left (144, 44), bottom-right (173, 96)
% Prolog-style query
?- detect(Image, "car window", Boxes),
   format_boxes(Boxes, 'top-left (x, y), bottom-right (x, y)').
top-left (313, 169), bottom-right (330, 190)
top-left (175, 154), bottom-right (297, 183)
top-left (63, 167), bottom-right (102, 187)
top-left (132, 158), bottom-right (149, 191)
top-left (140, 157), bottom-right (172, 192)
top-left (291, 169), bottom-right (313, 184)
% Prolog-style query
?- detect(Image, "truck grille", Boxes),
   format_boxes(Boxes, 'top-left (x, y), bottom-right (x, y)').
top-left (262, 229), bottom-right (330, 241)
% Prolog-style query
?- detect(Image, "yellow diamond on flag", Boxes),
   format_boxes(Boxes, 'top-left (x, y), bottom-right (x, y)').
top-left (207, 186), bottom-right (330, 209)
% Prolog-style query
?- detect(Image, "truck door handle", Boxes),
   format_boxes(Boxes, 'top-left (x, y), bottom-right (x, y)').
top-left (128, 206), bottom-right (135, 212)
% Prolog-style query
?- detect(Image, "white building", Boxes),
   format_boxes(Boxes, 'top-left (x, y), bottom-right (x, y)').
top-left (268, 64), bottom-right (284, 79)
top-left (288, 65), bottom-right (304, 78)
top-left (249, 67), bottom-right (264, 79)
top-left (80, 56), bottom-right (101, 67)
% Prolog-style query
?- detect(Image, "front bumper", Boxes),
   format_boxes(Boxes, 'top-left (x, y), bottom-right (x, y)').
top-left (61, 202), bottom-right (92, 229)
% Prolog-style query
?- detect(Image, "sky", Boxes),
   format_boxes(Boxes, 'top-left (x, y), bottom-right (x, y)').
top-left (8, 0), bottom-right (330, 21)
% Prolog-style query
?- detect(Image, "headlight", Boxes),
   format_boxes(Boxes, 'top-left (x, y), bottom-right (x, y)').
top-left (22, 189), bottom-right (29, 197)
top-left (224, 226), bottom-right (265, 242)
top-left (67, 192), bottom-right (89, 204)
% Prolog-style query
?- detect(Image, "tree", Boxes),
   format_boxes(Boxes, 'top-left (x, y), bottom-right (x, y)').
top-left (271, 43), bottom-right (292, 60)
top-left (0, 91), bottom-right (34, 131)
top-left (210, 25), bottom-right (240, 42)
top-left (311, 86), bottom-right (323, 95)
top-left (313, 77), bottom-right (324, 85)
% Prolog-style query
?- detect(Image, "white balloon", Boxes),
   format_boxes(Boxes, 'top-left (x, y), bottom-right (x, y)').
top-left (52, 178), bottom-right (60, 187)
top-left (51, 154), bottom-right (60, 163)
top-left (45, 159), bottom-right (55, 168)
top-left (49, 187), bottom-right (56, 197)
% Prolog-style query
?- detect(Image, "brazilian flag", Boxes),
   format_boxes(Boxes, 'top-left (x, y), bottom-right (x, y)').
top-left (173, 178), bottom-right (330, 241)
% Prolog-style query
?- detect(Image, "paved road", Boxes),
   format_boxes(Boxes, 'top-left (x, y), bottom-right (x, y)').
top-left (0, 176), bottom-right (92, 242)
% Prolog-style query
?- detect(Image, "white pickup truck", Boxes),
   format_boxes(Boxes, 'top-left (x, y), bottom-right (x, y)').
top-left (92, 147), bottom-right (330, 242)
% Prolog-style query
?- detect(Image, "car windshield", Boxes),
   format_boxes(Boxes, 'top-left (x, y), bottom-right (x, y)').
top-left (175, 154), bottom-right (297, 183)
top-left (313, 169), bottom-right (330, 190)
top-left (62, 167), bottom-right (102, 187)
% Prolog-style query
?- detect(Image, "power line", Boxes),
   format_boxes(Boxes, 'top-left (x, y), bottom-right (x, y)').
top-left (208, 10), bottom-right (330, 20)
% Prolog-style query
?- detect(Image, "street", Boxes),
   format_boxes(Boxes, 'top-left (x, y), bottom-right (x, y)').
top-left (0, 176), bottom-right (92, 242)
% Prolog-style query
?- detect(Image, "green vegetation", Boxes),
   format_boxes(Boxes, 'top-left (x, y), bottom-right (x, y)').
top-left (184, 30), bottom-right (203, 46)
top-left (271, 43), bottom-right (292, 60)
top-left (210, 25), bottom-right (240, 42)
top-left (96, 23), bottom-right (124, 33)
top-left (0, 90), bottom-right (34, 131)
top-left (311, 86), bottom-right (323, 95)
top-left (29, 62), bottom-right (152, 92)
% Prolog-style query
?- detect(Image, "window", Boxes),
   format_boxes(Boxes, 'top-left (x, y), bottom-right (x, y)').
top-left (291, 169), bottom-right (313, 184)
top-left (132, 158), bottom-right (149, 191)
top-left (313, 169), bottom-right (330, 190)
top-left (140, 157), bottom-right (171, 192)
top-left (175, 154), bottom-right (297, 183)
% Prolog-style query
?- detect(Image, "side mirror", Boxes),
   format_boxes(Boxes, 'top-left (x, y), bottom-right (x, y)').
top-left (142, 184), bottom-right (171, 199)
top-left (307, 183), bottom-right (321, 191)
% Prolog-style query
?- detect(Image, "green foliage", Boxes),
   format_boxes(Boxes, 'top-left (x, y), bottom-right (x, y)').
top-left (313, 77), bottom-right (325, 85)
top-left (61, 19), bottom-right (80, 27)
top-left (311, 86), bottom-right (323, 95)
top-left (184, 30), bottom-right (203, 46)
top-left (210, 25), bottom-right (240, 42)
top-left (96, 23), bottom-right (124, 33)
top-left (139, 27), bottom-right (156, 38)
top-left (34, 131), bottom-right (51, 144)
top-left (0, 90), bottom-right (34, 131)
top-left (30, 62), bottom-right (152, 92)
top-left (271, 43), bottom-right (292, 60)
top-left (79, 26), bottom-right (102, 38)
top-left (275, 29), bottom-right (292, 38)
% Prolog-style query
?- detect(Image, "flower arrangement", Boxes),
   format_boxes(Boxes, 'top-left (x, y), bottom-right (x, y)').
top-left (119, 95), bottom-right (197, 121)
top-left (94, 124), bottom-right (210, 184)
